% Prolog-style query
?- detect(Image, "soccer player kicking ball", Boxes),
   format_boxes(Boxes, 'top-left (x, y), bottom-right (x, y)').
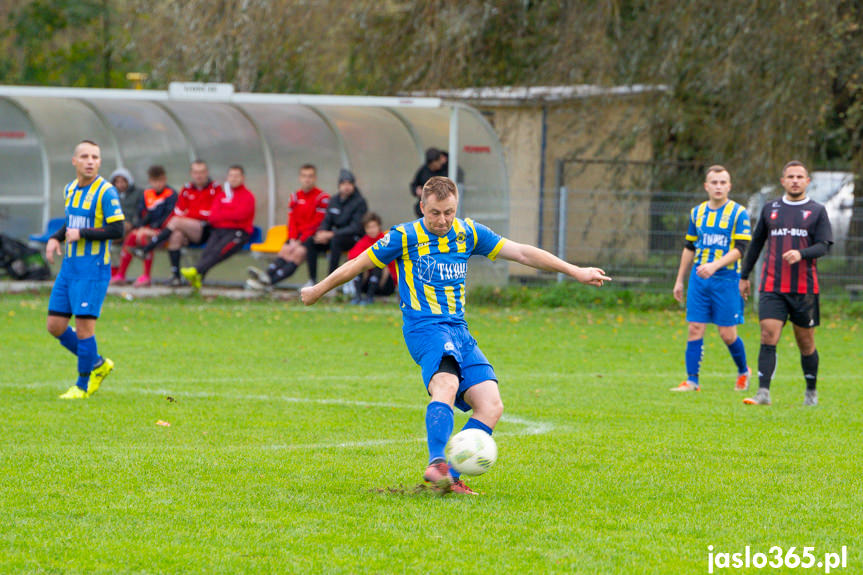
top-left (739, 161), bottom-right (833, 406)
top-left (301, 176), bottom-right (610, 494)
top-left (45, 140), bottom-right (125, 399)
top-left (671, 165), bottom-right (752, 392)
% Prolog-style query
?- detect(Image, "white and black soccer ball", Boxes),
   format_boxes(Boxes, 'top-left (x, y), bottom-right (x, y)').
top-left (445, 429), bottom-right (497, 476)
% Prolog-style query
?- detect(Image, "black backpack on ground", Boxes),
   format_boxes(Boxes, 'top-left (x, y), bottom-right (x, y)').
top-left (0, 234), bottom-right (52, 280)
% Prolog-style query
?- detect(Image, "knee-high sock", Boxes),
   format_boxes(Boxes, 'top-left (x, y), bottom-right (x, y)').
top-left (726, 336), bottom-right (748, 374)
top-left (76, 336), bottom-right (97, 391)
top-left (169, 250), bottom-right (181, 278)
top-left (685, 339), bottom-right (704, 385)
top-left (56, 326), bottom-right (78, 355)
top-left (143, 227), bottom-right (172, 253)
top-left (758, 344), bottom-right (777, 389)
top-left (142, 252), bottom-right (153, 276)
top-left (425, 401), bottom-right (454, 463)
top-left (801, 349), bottom-right (818, 391)
top-left (449, 418), bottom-right (493, 480)
top-left (268, 258), bottom-right (297, 285)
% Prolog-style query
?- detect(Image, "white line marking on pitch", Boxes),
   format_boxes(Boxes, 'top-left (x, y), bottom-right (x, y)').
top-left (0, 380), bottom-right (555, 450)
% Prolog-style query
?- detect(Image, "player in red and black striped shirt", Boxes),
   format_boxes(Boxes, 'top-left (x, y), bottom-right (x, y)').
top-left (739, 161), bottom-right (833, 406)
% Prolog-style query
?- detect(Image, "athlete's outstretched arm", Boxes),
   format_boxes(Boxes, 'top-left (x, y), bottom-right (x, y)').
top-left (496, 240), bottom-right (611, 286)
top-left (300, 251), bottom-right (376, 305)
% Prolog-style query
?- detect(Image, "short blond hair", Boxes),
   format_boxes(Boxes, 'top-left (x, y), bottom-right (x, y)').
top-left (705, 165), bottom-right (730, 180)
top-left (421, 176), bottom-right (458, 203)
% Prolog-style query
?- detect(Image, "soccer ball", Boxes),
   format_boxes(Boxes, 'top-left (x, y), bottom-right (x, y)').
top-left (445, 429), bottom-right (497, 476)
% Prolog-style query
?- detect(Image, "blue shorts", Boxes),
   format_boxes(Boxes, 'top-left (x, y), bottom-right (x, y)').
top-left (48, 273), bottom-right (110, 318)
top-left (686, 271), bottom-right (744, 326)
top-left (403, 321), bottom-right (497, 412)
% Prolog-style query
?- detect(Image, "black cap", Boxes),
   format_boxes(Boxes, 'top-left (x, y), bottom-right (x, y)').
top-left (338, 168), bottom-right (355, 184)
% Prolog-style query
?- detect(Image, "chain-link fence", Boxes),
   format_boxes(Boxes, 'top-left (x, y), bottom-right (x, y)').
top-left (505, 159), bottom-right (863, 300)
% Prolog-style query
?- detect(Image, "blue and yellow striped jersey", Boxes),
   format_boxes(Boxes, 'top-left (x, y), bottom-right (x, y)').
top-left (685, 200), bottom-right (751, 276)
top-left (61, 176), bottom-right (125, 278)
top-left (368, 217), bottom-right (506, 328)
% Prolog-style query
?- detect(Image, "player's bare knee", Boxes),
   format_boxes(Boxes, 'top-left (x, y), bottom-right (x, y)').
top-left (46, 317), bottom-right (66, 337)
top-left (718, 327), bottom-right (737, 345)
top-left (688, 323), bottom-right (706, 339)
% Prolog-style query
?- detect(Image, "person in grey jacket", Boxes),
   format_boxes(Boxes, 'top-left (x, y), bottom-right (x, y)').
top-left (109, 167), bottom-right (144, 234)
top-left (308, 169), bottom-right (368, 283)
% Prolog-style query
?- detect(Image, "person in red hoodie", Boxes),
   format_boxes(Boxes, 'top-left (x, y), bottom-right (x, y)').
top-left (347, 212), bottom-right (396, 305)
top-left (181, 165), bottom-right (255, 291)
top-left (246, 164), bottom-right (329, 291)
top-left (134, 160), bottom-right (221, 286)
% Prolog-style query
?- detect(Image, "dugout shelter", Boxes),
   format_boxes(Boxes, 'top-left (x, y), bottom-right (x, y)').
top-left (0, 83), bottom-right (509, 284)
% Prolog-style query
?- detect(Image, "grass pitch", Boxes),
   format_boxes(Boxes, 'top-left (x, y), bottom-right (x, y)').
top-left (1, 292), bottom-right (862, 574)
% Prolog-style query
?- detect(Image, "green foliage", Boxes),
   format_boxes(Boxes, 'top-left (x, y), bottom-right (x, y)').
top-left (2, 294), bottom-right (862, 572)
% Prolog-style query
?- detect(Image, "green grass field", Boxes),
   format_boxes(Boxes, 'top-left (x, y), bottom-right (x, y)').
top-left (1, 291), bottom-right (862, 574)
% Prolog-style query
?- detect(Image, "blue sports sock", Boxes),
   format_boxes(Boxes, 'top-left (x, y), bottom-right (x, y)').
top-left (449, 417), bottom-right (494, 480)
top-left (76, 336), bottom-right (97, 391)
top-left (57, 327), bottom-right (78, 356)
top-left (727, 336), bottom-right (748, 374)
top-left (685, 339), bottom-right (704, 385)
top-left (425, 401), bottom-right (454, 464)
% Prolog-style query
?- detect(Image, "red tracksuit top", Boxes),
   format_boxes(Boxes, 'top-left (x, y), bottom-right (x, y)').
top-left (174, 180), bottom-right (221, 221)
top-left (288, 187), bottom-right (330, 242)
top-left (209, 184), bottom-right (256, 234)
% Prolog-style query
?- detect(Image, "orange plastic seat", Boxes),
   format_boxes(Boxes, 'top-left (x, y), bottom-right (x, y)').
top-left (250, 225), bottom-right (287, 254)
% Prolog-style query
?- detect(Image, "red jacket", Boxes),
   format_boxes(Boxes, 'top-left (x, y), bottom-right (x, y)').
top-left (209, 184), bottom-right (256, 234)
top-left (288, 187), bottom-right (329, 241)
top-left (349, 232), bottom-right (397, 278)
top-left (174, 180), bottom-right (220, 221)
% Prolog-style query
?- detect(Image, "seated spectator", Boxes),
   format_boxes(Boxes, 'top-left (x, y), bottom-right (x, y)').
top-left (180, 165), bottom-right (255, 291)
top-left (410, 148), bottom-right (445, 218)
top-left (246, 164), bottom-right (329, 291)
top-left (307, 169), bottom-right (367, 283)
top-left (109, 167), bottom-right (144, 235)
top-left (134, 160), bottom-right (221, 286)
top-left (111, 165), bottom-right (176, 287)
top-left (348, 212), bottom-right (396, 305)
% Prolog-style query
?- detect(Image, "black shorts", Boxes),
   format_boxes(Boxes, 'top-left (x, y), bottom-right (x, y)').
top-left (199, 223), bottom-right (212, 244)
top-left (759, 292), bottom-right (820, 328)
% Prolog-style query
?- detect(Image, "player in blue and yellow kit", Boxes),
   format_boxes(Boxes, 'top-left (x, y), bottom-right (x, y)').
top-left (45, 140), bottom-right (125, 399)
top-left (671, 165), bottom-right (752, 392)
top-left (301, 176), bottom-right (610, 494)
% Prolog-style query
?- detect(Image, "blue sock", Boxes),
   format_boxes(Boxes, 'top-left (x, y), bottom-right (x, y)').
top-left (685, 339), bottom-right (703, 385)
top-left (57, 327), bottom-right (78, 355)
top-left (425, 401), bottom-right (454, 464)
top-left (727, 336), bottom-right (748, 374)
top-left (76, 336), bottom-right (97, 391)
top-left (449, 417), bottom-right (494, 480)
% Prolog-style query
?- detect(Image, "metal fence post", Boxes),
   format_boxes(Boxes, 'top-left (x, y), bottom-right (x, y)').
top-left (555, 159), bottom-right (567, 282)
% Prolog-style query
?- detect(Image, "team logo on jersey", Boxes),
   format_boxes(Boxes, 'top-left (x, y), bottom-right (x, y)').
top-left (379, 232), bottom-right (390, 247)
top-left (444, 342), bottom-right (455, 351)
top-left (802, 210), bottom-right (812, 220)
top-left (770, 210), bottom-right (778, 220)
top-left (456, 231), bottom-right (466, 243)
top-left (416, 255), bottom-right (435, 282)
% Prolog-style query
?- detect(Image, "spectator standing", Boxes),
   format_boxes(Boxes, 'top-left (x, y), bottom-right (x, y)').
top-left (410, 148), bottom-right (445, 218)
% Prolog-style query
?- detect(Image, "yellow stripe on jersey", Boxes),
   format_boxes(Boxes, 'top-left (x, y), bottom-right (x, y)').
top-left (488, 238), bottom-right (506, 261)
top-left (414, 222), bottom-right (430, 256)
top-left (718, 201), bottom-right (734, 229)
top-left (71, 186), bottom-right (84, 209)
top-left (466, 218), bottom-right (479, 247)
top-left (92, 179), bottom-right (107, 227)
top-left (731, 209), bottom-right (752, 240)
top-left (64, 181), bottom-right (76, 207)
top-left (706, 210), bottom-right (716, 228)
top-left (695, 203), bottom-right (707, 227)
top-left (82, 178), bottom-right (104, 210)
top-left (444, 286), bottom-right (456, 314)
top-left (424, 284), bottom-right (442, 314)
top-left (452, 220), bottom-right (467, 253)
top-left (438, 233), bottom-right (450, 253)
top-left (398, 225), bottom-right (420, 310)
top-left (366, 247), bottom-right (386, 269)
